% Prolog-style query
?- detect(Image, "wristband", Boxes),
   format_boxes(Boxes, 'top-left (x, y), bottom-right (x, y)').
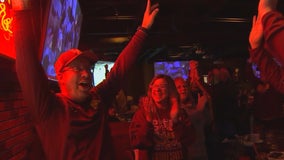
top-left (137, 26), bottom-right (149, 34)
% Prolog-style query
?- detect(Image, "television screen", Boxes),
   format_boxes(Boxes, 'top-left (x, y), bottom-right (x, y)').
top-left (251, 63), bottom-right (261, 79)
top-left (92, 61), bottom-right (115, 86)
top-left (154, 61), bottom-right (190, 80)
top-left (40, 0), bottom-right (83, 81)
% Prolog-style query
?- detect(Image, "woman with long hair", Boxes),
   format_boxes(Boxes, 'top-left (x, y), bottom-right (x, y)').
top-left (129, 74), bottom-right (195, 160)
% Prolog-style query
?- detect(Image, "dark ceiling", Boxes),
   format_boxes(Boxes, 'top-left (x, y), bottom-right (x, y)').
top-left (78, 0), bottom-right (284, 61)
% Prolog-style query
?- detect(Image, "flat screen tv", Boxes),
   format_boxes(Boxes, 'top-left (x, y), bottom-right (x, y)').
top-left (251, 63), bottom-right (261, 79)
top-left (92, 61), bottom-right (115, 86)
top-left (40, 0), bottom-right (83, 81)
top-left (154, 61), bottom-right (190, 80)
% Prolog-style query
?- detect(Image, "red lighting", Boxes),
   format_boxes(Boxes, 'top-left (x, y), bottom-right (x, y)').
top-left (0, 0), bottom-right (13, 34)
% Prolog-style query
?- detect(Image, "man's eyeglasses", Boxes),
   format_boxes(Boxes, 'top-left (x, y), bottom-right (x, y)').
top-left (62, 66), bottom-right (94, 74)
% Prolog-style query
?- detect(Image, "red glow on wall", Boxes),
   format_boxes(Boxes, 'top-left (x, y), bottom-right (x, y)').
top-left (1, 3), bottom-right (13, 34)
top-left (0, 0), bottom-right (15, 59)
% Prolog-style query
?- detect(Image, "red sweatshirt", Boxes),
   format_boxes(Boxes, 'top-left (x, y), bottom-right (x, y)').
top-left (249, 11), bottom-right (284, 94)
top-left (14, 10), bottom-right (148, 160)
top-left (129, 106), bottom-right (195, 160)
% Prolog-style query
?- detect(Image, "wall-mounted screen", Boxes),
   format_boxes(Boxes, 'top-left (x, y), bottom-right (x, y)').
top-left (154, 61), bottom-right (190, 80)
top-left (251, 63), bottom-right (261, 79)
top-left (92, 61), bottom-right (115, 86)
top-left (40, 0), bottom-right (83, 81)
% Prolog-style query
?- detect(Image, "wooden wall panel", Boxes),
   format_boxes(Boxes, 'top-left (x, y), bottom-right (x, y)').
top-left (0, 57), bottom-right (36, 160)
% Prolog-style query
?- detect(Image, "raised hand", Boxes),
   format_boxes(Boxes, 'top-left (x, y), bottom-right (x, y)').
top-left (196, 93), bottom-right (208, 111)
top-left (141, 0), bottom-right (159, 29)
top-left (249, 15), bottom-right (264, 49)
top-left (189, 60), bottom-right (200, 83)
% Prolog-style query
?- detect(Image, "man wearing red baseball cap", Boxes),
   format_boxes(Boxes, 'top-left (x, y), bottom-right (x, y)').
top-left (54, 49), bottom-right (98, 75)
top-left (14, 0), bottom-right (159, 159)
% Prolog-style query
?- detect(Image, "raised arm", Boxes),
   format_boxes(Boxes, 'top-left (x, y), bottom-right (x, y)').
top-left (249, 14), bottom-right (264, 50)
top-left (262, 10), bottom-right (284, 65)
top-left (14, 1), bottom-right (57, 121)
top-left (141, 0), bottom-right (160, 29)
top-left (249, 0), bottom-right (278, 49)
top-left (249, 0), bottom-right (284, 94)
top-left (92, 0), bottom-right (159, 100)
top-left (254, 0), bottom-right (284, 65)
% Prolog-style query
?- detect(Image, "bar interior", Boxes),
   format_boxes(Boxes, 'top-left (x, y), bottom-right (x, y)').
top-left (1, 0), bottom-right (284, 159)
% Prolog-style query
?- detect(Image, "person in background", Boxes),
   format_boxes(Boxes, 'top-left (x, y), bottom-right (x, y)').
top-left (188, 60), bottom-right (211, 101)
top-left (108, 89), bottom-right (133, 122)
top-left (211, 67), bottom-right (239, 139)
top-left (13, 0), bottom-right (159, 159)
top-left (174, 77), bottom-right (211, 160)
top-left (129, 74), bottom-right (195, 160)
top-left (205, 67), bottom-right (220, 97)
top-left (104, 64), bottom-right (110, 78)
top-left (249, 0), bottom-right (284, 94)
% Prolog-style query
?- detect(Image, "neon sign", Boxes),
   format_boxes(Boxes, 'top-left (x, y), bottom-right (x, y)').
top-left (0, 0), bottom-right (15, 59)
top-left (0, 0), bottom-right (13, 40)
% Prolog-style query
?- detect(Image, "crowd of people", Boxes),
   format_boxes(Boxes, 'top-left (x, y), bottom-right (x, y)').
top-left (13, 0), bottom-right (284, 159)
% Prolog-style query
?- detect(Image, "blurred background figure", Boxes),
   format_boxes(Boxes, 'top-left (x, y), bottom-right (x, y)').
top-left (104, 64), bottom-right (110, 78)
top-left (174, 77), bottom-right (211, 160)
top-left (211, 67), bottom-right (239, 139)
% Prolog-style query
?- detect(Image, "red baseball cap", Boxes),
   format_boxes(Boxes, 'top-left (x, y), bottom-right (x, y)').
top-left (54, 48), bottom-right (98, 75)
